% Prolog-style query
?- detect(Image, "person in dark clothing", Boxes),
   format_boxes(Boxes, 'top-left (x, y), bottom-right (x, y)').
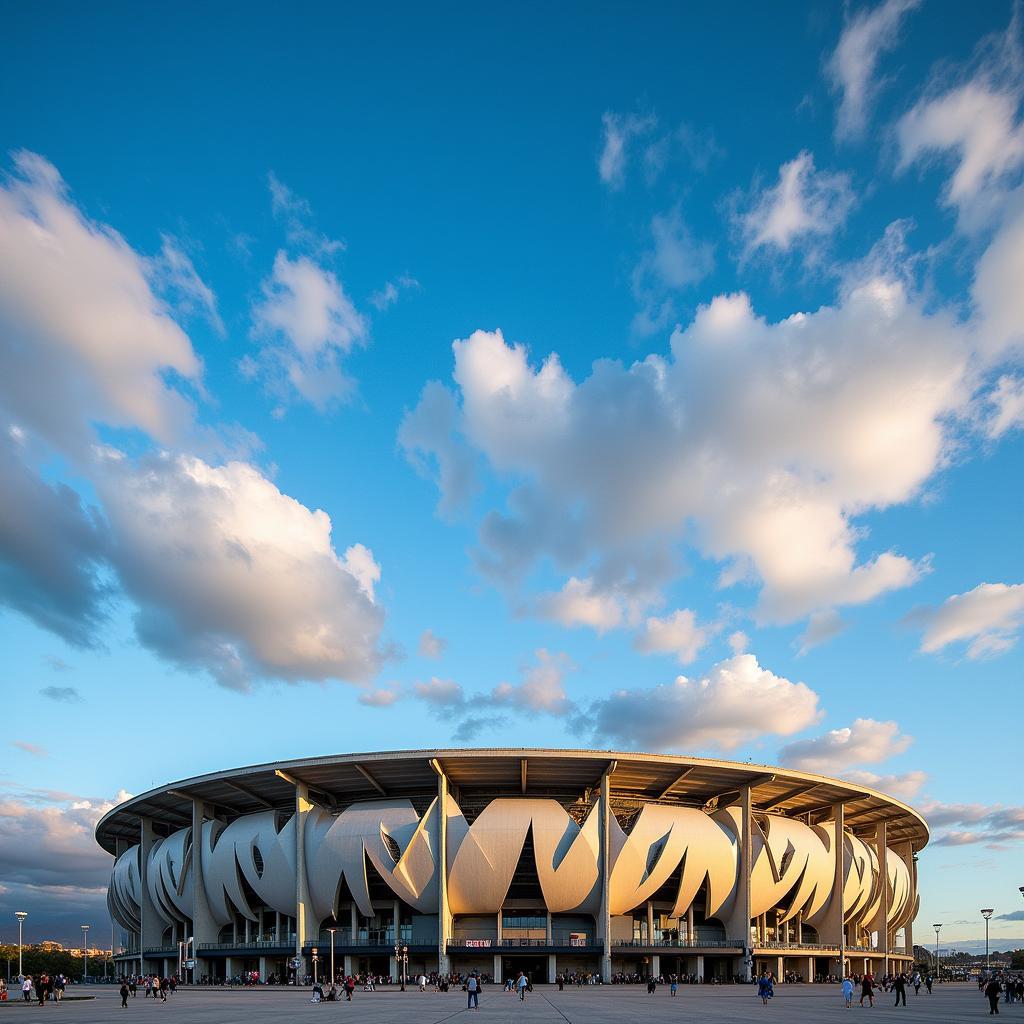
top-left (860, 973), bottom-right (875, 1007)
top-left (986, 978), bottom-right (1002, 1015)
top-left (120, 982), bottom-right (130, 1008)
top-left (894, 973), bottom-right (907, 1006)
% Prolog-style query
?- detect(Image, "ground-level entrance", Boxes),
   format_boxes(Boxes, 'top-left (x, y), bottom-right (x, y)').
top-left (502, 954), bottom-right (548, 986)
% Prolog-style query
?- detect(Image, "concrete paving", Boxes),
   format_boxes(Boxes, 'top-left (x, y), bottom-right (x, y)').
top-left (0, 982), bottom-right (997, 1022)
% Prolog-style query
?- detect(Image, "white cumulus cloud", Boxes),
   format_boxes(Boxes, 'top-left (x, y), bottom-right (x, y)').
top-left (584, 652), bottom-right (822, 753)
top-left (738, 150), bottom-right (854, 258)
top-left (633, 608), bottom-right (714, 664)
top-left (914, 581), bottom-right (1024, 659)
top-left (94, 449), bottom-right (385, 690)
top-left (492, 648), bottom-right (574, 715)
top-left (778, 717), bottom-right (913, 773)
top-left (598, 111), bottom-right (656, 189)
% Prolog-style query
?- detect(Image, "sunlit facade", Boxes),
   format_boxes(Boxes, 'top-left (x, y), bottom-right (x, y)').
top-left (98, 749), bottom-right (926, 983)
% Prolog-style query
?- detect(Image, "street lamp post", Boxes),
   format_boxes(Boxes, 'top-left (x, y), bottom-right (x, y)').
top-left (932, 924), bottom-right (942, 983)
top-left (981, 910), bottom-right (994, 976)
top-left (311, 947), bottom-right (319, 986)
top-left (15, 913), bottom-right (27, 979)
top-left (393, 942), bottom-right (408, 991)
top-left (81, 924), bottom-right (90, 984)
top-left (327, 929), bottom-right (336, 985)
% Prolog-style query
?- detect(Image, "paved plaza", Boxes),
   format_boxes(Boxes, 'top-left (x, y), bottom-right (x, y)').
top-left (0, 983), bottom-right (1000, 1022)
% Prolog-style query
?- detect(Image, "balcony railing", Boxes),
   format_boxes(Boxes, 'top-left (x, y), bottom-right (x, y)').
top-left (142, 946), bottom-right (180, 955)
top-left (612, 938), bottom-right (744, 949)
top-left (755, 941), bottom-right (838, 951)
top-left (449, 934), bottom-right (596, 948)
top-left (196, 937), bottom-right (296, 951)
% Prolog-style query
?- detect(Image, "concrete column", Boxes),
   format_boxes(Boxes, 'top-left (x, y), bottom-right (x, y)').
top-left (901, 843), bottom-right (916, 954)
top-left (493, 954), bottom-right (503, 985)
top-left (738, 785), bottom-right (753, 981)
top-left (274, 911), bottom-right (281, 943)
top-left (546, 910), bottom-right (553, 944)
top-left (696, 954), bottom-right (704, 982)
top-left (496, 911), bottom-right (502, 944)
top-left (651, 953), bottom-right (660, 978)
top-left (599, 769), bottom-right (612, 983)
top-left (225, 956), bottom-right (236, 979)
top-left (806, 955), bottom-right (814, 982)
top-left (393, 899), bottom-right (400, 945)
top-left (389, 955), bottom-right (398, 981)
top-left (686, 903), bottom-right (694, 944)
top-left (646, 901), bottom-right (655, 945)
top-left (258, 956), bottom-right (267, 981)
top-left (820, 803), bottom-right (848, 977)
top-left (775, 955), bottom-right (783, 982)
top-left (435, 765), bottom-right (451, 975)
top-left (191, 801), bottom-right (218, 976)
top-left (873, 821), bottom-right (890, 975)
top-left (548, 953), bottom-right (557, 983)
top-left (258, 908), bottom-right (264, 942)
top-left (293, 782), bottom-right (313, 960)
top-left (139, 817), bottom-right (164, 967)
top-left (343, 955), bottom-right (352, 976)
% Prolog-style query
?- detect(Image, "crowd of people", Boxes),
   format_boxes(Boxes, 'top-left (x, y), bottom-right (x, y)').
top-left (980, 973), bottom-right (1024, 1014)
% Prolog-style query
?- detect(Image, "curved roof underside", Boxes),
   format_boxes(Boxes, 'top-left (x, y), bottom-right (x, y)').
top-left (95, 747), bottom-right (929, 855)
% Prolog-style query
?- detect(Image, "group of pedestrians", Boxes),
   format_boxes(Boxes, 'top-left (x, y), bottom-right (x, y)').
top-left (16, 974), bottom-right (68, 1005)
top-left (981, 974), bottom-right (1024, 1015)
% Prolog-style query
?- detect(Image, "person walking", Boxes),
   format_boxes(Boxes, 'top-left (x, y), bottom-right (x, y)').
top-left (894, 972), bottom-right (907, 1007)
top-left (925, 973), bottom-right (933, 994)
top-left (986, 977), bottom-right (1002, 1015)
top-left (343, 975), bottom-right (354, 1001)
top-left (670, 973), bottom-right (678, 996)
top-left (912, 971), bottom-right (921, 995)
top-left (841, 977), bottom-right (854, 1008)
top-left (757, 972), bottom-right (774, 1005)
top-left (466, 972), bottom-right (480, 1010)
top-left (860, 972), bottom-right (875, 1007)
top-left (22, 977), bottom-right (33, 1003)
top-left (119, 981), bottom-right (130, 1009)
top-left (516, 971), bottom-right (529, 1001)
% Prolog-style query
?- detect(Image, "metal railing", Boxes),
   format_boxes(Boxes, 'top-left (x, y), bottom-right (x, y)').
top-left (755, 941), bottom-right (837, 951)
top-left (611, 938), bottom-right (744, 949)
top-left (196, 937), bottom-right (296, 951)
top-left (449, 934), bottom-right (596, 948)
top-left (142, 946), bottom-right (179, 955)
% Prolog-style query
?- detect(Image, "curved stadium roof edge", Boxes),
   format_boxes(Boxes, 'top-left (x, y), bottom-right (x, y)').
top-left (96, 747), bottom-right (929, 855)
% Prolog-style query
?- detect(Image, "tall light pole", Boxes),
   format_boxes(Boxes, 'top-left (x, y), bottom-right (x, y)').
top-left (981, 910), bottom-right (994, 975)
top-left (15, 912), bottom-right (27, 979)
top-left (81, 924), bottom-right (90, 984)
top-left (327, 928), bottom-right (336, 985)
top-left (932, 924), bottom-right (941, 982)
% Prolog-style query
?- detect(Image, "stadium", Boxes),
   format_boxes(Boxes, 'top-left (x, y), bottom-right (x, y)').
top-left (97, 748), bottom-right (926, 985)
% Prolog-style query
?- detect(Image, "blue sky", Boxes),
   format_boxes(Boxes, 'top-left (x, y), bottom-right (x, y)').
top-left (1, 1), bottom-right (1022, 950)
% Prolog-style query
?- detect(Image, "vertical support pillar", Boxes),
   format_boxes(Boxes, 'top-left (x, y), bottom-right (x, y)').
top-left (739, 785), bottom-right (753, 982)
top-left (547, 953), bottom-right (556, 984)
top-left (493, 954), bottom-right (503, 984)
top-left (139, 817), bottom-right (163, 974)
top-left (343, 955), bottom-right (352, 977)
top-left (599, 767), bottom-right (613, 983)
top-left (546, 910), bottom-right (552, 944)
top-left (432, 761), bottom-right (451, 975)
top-left (191, 800), bottom-right (218, 978)
top-left (651, 953), bottom-right (660, 978)
top-left (646, 901), bottom-right (655, 945)
top-left (686, 903), bottom-right (694, 945)
top-left (873, 821), bottom-right (890, 975)
top-left (275, 911), bottom-right (281, 943)
top-left (696, 954), bottom-right (704, 982)
top-left (900, 843), bottom-right (915, 954)
top-left (496, 911), bottom-right (503, 944)
top-left (258, 956), bottom-right (267, 981)
top-left (293, 782), bottom-right (314, 962)
top-left (393, 899), bottom-right (400, 945)
top-left (833, 803), bottom-right (846, 979)
top-left (806, 955), bottom-right (814, 982)
top-left (775, 955), bottom-right (784, 982)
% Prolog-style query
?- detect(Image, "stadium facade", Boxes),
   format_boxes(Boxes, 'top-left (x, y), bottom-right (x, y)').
top-left (97, 749), bottom-right (926, 984)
